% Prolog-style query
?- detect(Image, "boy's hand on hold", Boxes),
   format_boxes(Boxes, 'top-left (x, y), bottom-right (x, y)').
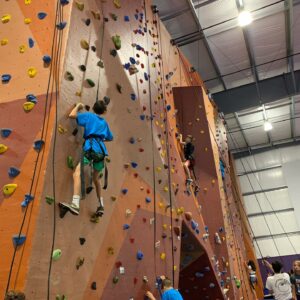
top-left (77, 103), bottom-right (84, 110)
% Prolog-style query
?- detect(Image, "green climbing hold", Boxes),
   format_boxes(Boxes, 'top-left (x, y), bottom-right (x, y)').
top-left (112, 276), bottom-right (119, 284)
top-left (65, 71), bottom-right (74, 81)
top-left (52, 249), bottom-right (62, 261)
top-left (75, 1), bottom-right (84, 11)
top-left (46, 196), bottom-right (55, 205)
top-left (86, 79), bottom-right (95, 87)
top-left (112, 35), bottom-right (121, 50)
top-left (56, 295), bottom-right (67, 300)
top-left (110, 13), bottom-right (118, 21)
top-left (80, 39), bottom-right (89, 50)
top-left (67, 155), bottom-right (74, 169)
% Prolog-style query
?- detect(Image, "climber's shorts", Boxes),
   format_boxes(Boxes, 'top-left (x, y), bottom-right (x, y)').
top-left (83, 156), bottom-right (104, 172)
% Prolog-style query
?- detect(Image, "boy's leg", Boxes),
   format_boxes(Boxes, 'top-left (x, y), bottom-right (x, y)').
top-left (92, 161), bottom-right (105, 216)
top-left (183, 160), bottom-right (193, 182)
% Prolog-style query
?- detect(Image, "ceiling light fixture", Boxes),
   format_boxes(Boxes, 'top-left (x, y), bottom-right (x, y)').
top-left (264, 121), bottom-right (273, 132)
top-left (238, 11), bottom-right (253, 27)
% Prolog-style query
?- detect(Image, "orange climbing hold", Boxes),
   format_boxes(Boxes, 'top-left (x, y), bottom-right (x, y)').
top-left (3, 184), bottom-right (17, 196)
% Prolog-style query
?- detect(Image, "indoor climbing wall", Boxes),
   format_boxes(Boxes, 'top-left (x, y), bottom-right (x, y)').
top-left (1, 0), bottom-right (261, 299)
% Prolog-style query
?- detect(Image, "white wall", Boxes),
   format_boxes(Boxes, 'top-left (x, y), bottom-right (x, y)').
top-left (235, 144), bottom-right (300, 258)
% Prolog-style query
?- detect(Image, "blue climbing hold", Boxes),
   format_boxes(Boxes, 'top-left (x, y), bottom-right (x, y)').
top-left (130, 93), bottom-right (136, 101)
top-left (8, 167), bottom-right (20, 178)
top-left (123, 224), bottom-right (130, 230)
top-left (21, 194), bottom-right (34, 208)
top-left (1, 128), bottom-right (12, 138)
top-left (145, 197), bottom-right (151, 203)
top-left (136, 45), bottom-right (142, 51)
top-left (166, 105), bottom-right (171, 111)
top-left (140, 115), bottom-right (145, 121)
top-left (131, 162), bottom-right (138, 168)
top-left (124, 16), bottom-right (130, 22)
top-left (191, 220), bottom-right (198, 230)
top-left (38, 12), bottom-right (47, 20)
top-left (56, 22), bottom-right (67, 30)
top-left (204, 266), bottom-right (210, 272)
top-left (136, 250), bottom-right (144, 260)
top-left (124, 63), bottom-right (130, 70)
top-left (26, 94), bottom-right (37, 104)
top-left (144, 73), bottom-right (149, 81)
top-left (134, 14), bottom-right (139, 20)
top-left (43, 55), bottom-right (51, 64)
top-left (12, 234), bottom-right (26, 247)
top-left (204, 226), bottom-right (209, 233)
top-left (121, 188), bottom-right (128, 195)
top-left (129, 57), bottom-right (136, 64)
top-left (195, 272), bottom-right (204, 278)
top-left (2, 74), bottom-right (11, 83)
top-left (129, 137), bottom-right (135, 144)
top-left (140, 13), bottom-right (144, 19)
top-left (195, 228), bottom-right (200, 234)
top-left (33, 140), bottom-right (45, 151)
top-left (60, 0), bottom-right (69, 5)
top-left (28, 38), bottom-right (34, 48)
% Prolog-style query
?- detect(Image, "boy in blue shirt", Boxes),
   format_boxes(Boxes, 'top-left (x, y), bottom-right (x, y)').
top-left (146, 277), bottom-right (183, 300)
top-left (60, 100), bottom-right (113, 216)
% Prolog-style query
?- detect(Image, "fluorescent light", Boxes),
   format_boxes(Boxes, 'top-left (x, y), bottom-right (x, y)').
top-left (238, 11), bottom-right (253, 27)
top-left (264, 121), bottom-right (273, 132)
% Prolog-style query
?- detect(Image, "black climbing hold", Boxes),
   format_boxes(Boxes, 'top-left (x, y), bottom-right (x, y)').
top-left (72, 128), bottom-right (78, 136)
top-left (60, 0), bottom-right (69, 5)
top-left (85, 18), bottom-right (91, 26)
top-left (79, 65), bottom-right (86, 72)
top-left (85, 105), bottom-right (90, 111)
top-left (116, 83), bottom-right (122, 93)
top-left (110, 49), bottom-right (117, 57)
top-left (79, 237), bottom-right (86, 245)
top-left (104, 17), bottom-right (109, 22)
top-left (58, 203), bottom-right (69, 218)
top-left (91, 282), bottom-right (97, 290)
top-left (103, 96), bottom-right (110, 105)
top-left (97, 60), bottom-right (104, 68)
top-left (91, 46), bottom-right (96, 52)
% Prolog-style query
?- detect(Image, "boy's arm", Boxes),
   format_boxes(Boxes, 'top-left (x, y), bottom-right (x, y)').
top-left (263, 260), bottom-right (274, 273)
top-left (145, 291), bottom-right (156, 300)
top-left (69, 103), bottom-right (84, 119)
top-left (176, 133), bottom-right (185, 145)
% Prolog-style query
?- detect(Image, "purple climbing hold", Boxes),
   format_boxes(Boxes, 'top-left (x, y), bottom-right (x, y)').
top-left (131, 162), bottom-right (138, 168)
top-left (124, 16), bottom-right (130, 22)
top-left (26, 94), bottom-right (37, 104)
top-left (134, 14), bottom-right (139, 20)
top-left (145, 197), bottom-right (151, 203)
top-left (2, 74), bottom-right (11, 83)
top-left (8, 167), bottom-right (20, 178)
top-left (56, 22), bottom-right (67, 30)
top-left (21, 194), bottom-right (34, 208)
top-left (124, 63), bottom-right (130, 70)
top-left (130, 93), bottom-right (136, 101)
top-left (140, 115), bottom-right (145, 121)
top-left (1, 128), bottom-right (12, 138)
top-left (144, 73), bottom-right (149, 81)
top-left (121, 188), bottom-right (128, 195)
top-left (129, 137), bottom-right (135, 144)
top-left (123, 224), bottom-right (130, 230)
top-left (12, 234), bottom-right (26, 247)
top-left (162, 233), bottom-right (167, 239)
top-left (28, 38), bottom-right (34, 48)
top-left (166, 105), bottom-right (171, 111)
top-left (136, 250), bottom-right (144, 260)
top-left (38, 12), bottom-right (47, 20)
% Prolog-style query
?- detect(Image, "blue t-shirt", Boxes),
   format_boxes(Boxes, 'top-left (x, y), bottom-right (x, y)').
top-left (76, 112), bottom-right (113, 155)
top-left (162, 289), bottom-right (183, 300)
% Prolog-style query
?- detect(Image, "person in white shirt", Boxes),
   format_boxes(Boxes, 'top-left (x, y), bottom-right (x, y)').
top-left (266, 261), bottom-right (293, 300)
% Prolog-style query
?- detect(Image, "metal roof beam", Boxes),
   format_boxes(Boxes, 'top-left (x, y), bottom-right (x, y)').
top-left (248, 208), bottom-right (294, 218)
top-left (160, 7), bottom-right (191, 22)
top-left (234, 112), bottom-right (250, 148)
top-left (194, 0), bottom-right (219, 9)
top-left (242, 186), bottom-right (288, 196)
top-left (237, 164), bottom-right (282, 176)
top-left (254, 231), bottom-right (300, 240)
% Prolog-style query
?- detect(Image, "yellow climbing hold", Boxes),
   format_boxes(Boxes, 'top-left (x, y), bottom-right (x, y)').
top-left (163, 186), bottom-right (169, 192)
top-left (162, 224), bottom-right (167, 230)
top-left (1, 15), bottom-right (11, 24)
top-left (80, 39), bottom-right (89, 50)
top-left (19, 45), bottom-right (26, 53)
top-left (58, 125), bottom-right (67, 134)
top-left (25, 0), bottom-right (31, 4)
top-left (158, 202), bottom-right (164, 208)
top-left (91, 10), bottom-right (101, 20)
top-left (156, 166), bottom-right (161, 172)
top-left (0, 144), bottom-right (8, 154)
top-left (1, 39), bottom-right (8, 46)
top-left (160, 252), bottom-right (166, 260)
top-left (28, 67), bottom-right (37, 78)
top-left (23, 102), bottom-right (35, 112)
top-left (113, 0), bottom-right (121, 8)
top-left (174, 265), bottom-right (177, 271)
top-left (24, 18), bottom-right (32, 24)
top-left (3, 184), bottom-right (17, 196)
top-left (107, 247), bottom-right (114, 255)
top-left (75, 1), bottom-right (84, 11)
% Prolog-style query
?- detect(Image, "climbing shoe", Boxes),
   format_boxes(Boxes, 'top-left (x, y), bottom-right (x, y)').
top-left (59, 202), bottom-right (79, 215)
top-left (112, 35), bottom-right (121, 50)
top-left (95, 205), bottom-right (104, 217)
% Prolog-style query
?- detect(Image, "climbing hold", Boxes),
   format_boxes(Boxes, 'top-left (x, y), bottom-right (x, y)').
top-left (209, 283), bottom-right (215, 288)
top-left (45, 195), bottom-right (54, 205)
top-left (125, 209), bottom-right (132, 217)
top-left (67, 155), bottom-right (74, 169)
top-left (1, 128), bottom-right (12, 138)
top-left (166, 105), bottom-right (171, 111)
top-left (85, 18), bottom-right (91, 26)
top-left (116, 83), bottom-right (122, 93)
top-left (131, 162), bottom-right (138, 168)
top-left (2, 74), bottom-right (12, 83)
top-left (123, 224), bottom-right (130, 230)
top-left (60, 0), bottom-right (69, 5)
top-left (91, 282), bottom-right (97, 290)
top-left (191, 220), bottom-right (198, 230)
top-left (215, 232), bottom-right (221, 244)
top-left (130, 93), bottom-right (136, 101)
top-left (56, 22), bottom-right (67, 30)
top-left (124, 16), bottom-right (130, 22)
top-left (91, 10), bottom-right (101, 20)
top-left (184, 212), bottom-right (192, 221)
top-left (3, 184), bottom-right (17, 196)
top-left (80, 39), bottom-right (89, 50)
top-left (24, 18), bottom-right (32, 24)
top-left (111, 196), bottom-right (117, 201)
top-left (28, 38), bottom-right (34, 48)
top-left (140, 115), bottom-right (145, 121)
top-left (52, 249), bottom-right (62, 261)
top-left (58, 124), bottom-right (67, 134)
top-left (37, 12), bottom-right (47, 20)
top-left (23, 102), bottom-right (35, 112)
top-left (65, 71), bottom-right (74, 81)
top-left (143, 276), bottom-right (148, 283)
top-left (160, 252), bottom-right (166, 260)
top-left (129, 65), bottom-right (139, 75)
top-left (56, 295), bottom-right (67, 300)
top-left (12, 234), bottom-right (26, 247)
top-left (97, 60), bottom-right (104, 68)
top-left (110, 13), bottom-right (118, 21)
top-left (33, 139), bottom-right (45, 151)
top-left (1, 38), bottom-right (8, 46)
top-left (112, 276), bottom-right (119, 284)
top-left (145, 197), bottom-right (151, 203)
top-left (28, 67), bottom-right (37, 78)
top-left (162, 224), bottom-right (167, 230)
top-left (136, 250), bottom-right (144, 260)
top-left (91, 45), bottom-right (96, 52)
top-left (75, 1), bottom-right (84, 11)
top-left (173, 226), bottom-right (180, 237)
top-left (76, 256), bottom-right (85, 269)
top-left (129, 57), bottom-right (136, 64)
top-left (113, 0), bottom-right (121, 8)
top-left (1, 14), bottom-right (11, 24)
top-left (8, 167), bottom-right (20, 178)
top-left (112, 35), bottom-right (121, 50)
top-left (21, 194), bottom-right (34, 207)
top-left (110, 49), bottom-right (117, 57)
top-left (19, 45), bottom-right (26, 53)
top-left (144, 72), bottom-right (149, 81)
top-left (26, 94), bottom-right (37, 103)
top-left (43, 55), bottom-right (51, 65)
top-left (86, 79), bottom-right (95, 87)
